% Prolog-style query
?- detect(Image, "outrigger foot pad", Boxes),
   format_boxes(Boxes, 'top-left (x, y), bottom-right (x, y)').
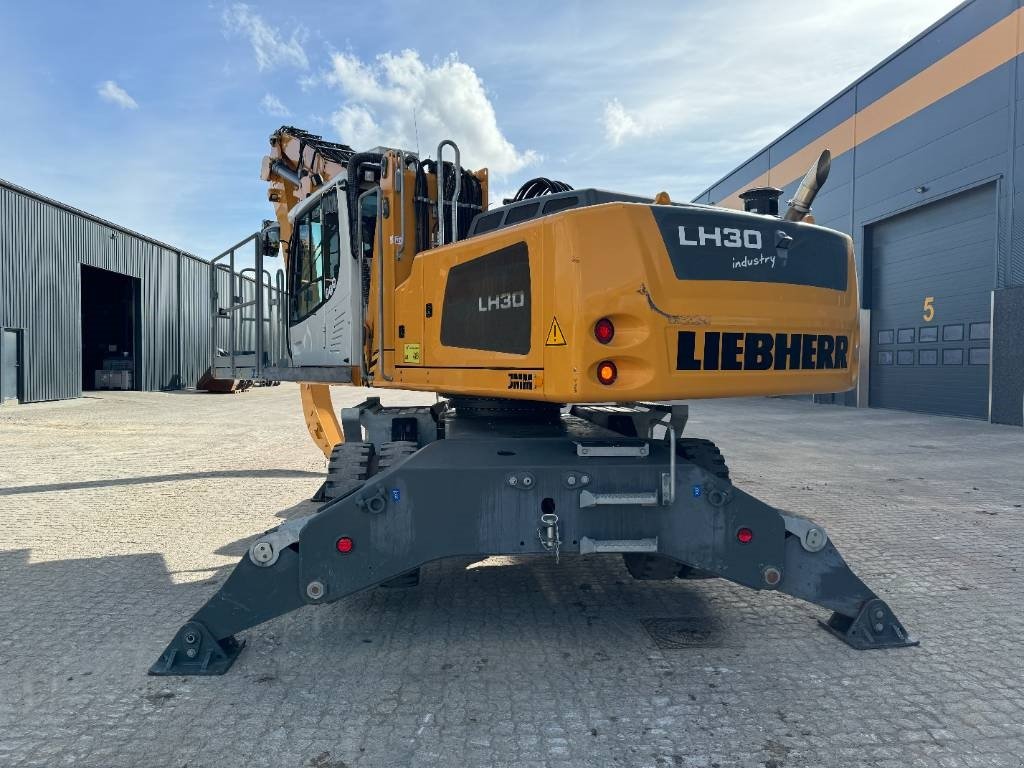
top-left (820, 598), bottom-right (918, 650)
top-left (149, 621), bottom-right (245, 676)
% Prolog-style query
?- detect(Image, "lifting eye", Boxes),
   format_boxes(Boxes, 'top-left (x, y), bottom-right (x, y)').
top-left (597, 360), bottom-right (617, 385)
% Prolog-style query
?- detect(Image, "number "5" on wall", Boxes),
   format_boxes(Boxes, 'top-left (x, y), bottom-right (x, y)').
top-left (922, 296), bottom-right (935, 322)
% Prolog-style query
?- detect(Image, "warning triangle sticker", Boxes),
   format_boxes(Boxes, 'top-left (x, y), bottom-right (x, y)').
top-left (545, 317), bottom-right (567, 346)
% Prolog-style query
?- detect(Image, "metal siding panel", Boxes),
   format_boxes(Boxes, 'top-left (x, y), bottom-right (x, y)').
top-left (1, 185), bottom-right (81, 402)
top-left (857, 0), bottom-right (1016, 108)
top-left (771, 91), bottom-right (856, 165)
top-left (868, 184), bottom-right (996, 418)
top-left (1, 179), bottom-right (224, 401)
top-left (855, 65), bottom-right (1010, 179)
top-left (854, 117), bottom-right (1008, 220)
top-left (179, 256), bottom-right (212, 388)
top-left (1010, 55), bottom-right (1024, 286)
top-left (990, 284), bottom-right (1024, 424)
top-left (706, 150), bottom-right (769, 205)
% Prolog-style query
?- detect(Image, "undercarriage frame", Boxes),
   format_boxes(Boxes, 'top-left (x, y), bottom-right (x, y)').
top-left (150, 399), bottom-right (916, 675)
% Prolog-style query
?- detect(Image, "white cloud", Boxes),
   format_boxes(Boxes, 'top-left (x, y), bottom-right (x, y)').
top-left (593, 0), bottom-right (964, 157)
top-left (97, 80), bottom-right (138, 110)
top-left (322, 50), bottom-right (537, 175)
top-left (603, 98), bottom-right (659, 146)
top-left (222, 3), bottom-right (308, 71)
top-left (260, 93), bottom-right (291, 117)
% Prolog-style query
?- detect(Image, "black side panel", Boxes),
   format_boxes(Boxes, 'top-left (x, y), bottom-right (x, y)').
top-left (440, 242), bottom-right (532, 355)
top-left (650, 207), bottom-right (848, 291)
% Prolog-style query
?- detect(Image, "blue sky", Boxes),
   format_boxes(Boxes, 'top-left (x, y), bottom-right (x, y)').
top-left (0, 1), bottom-right (961, 265)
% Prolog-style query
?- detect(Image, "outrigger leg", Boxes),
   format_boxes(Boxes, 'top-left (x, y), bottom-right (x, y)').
top-left (151, 403), bottom-right (916, 676)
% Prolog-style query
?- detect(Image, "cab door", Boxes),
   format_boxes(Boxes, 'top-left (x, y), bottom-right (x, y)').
top-left (288, 186), bottom-right (359, 368)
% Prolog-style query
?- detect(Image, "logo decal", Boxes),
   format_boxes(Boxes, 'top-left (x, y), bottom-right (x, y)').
top-left (508, 372), bottom-right (535, 390)
top-left (676, 331), bottom-right (850, 371)
top-left (478, 291), bottom-right (526, 312)
top-left (679, 225), bottom-right (762, 250)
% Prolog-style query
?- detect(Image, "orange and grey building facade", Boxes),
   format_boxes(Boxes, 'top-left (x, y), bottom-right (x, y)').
top-left (694, 0), bottom-right (1024, 426)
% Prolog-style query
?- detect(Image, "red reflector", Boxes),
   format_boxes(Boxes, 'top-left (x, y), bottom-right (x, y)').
top-left (594, 318), bottom-right (615, 344)
top-left (737, 527), bottom-right (753, 544)
top-left (596, 360), bottom-right (618, 385)
top-left (336, 537), bottom-right (354, 553)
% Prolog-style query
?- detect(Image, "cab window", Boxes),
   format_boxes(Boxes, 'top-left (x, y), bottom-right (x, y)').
top-left (290, 200), bottom-right (328, 322)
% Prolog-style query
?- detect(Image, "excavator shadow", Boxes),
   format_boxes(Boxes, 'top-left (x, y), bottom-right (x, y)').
top-left (0, 547), bottom-right (234, 683)
top-left (0, 469), bottom-right (324, 497)
top-left (239, 554), bottom-right (729, 656)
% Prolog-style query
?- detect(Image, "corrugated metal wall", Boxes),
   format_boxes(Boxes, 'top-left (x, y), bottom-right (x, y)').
top-left (690, 0), bottom-right (1024, 424)
top-left (0, 179), bottom-right (278, 403)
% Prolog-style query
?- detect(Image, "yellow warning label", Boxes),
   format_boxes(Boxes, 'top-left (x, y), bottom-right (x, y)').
top-left (545, 317), bottom-right (567, 346)
top-left (403, 343), bottom-right (422, 364)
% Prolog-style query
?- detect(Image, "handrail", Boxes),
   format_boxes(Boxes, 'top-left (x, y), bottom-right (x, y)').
top-left (396, 152), bottom-right (418, 261)
top-left (253, 231), bottom-right (262, 376)
top-left (377, 188), bottom-right (392, 381)
top-left (208, 231), bottom-right (281, 380)
top-left (436, 140), bottom-right (461, 245)
top-left (356, 187), bottom-right (379, 383)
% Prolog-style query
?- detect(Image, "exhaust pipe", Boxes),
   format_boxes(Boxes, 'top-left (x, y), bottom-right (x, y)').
top-left (784, 149), bottom-right (831, 222)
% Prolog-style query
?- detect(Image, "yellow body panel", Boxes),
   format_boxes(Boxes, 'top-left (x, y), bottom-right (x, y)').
top-left (374, 198), bottom-right (858, 403)
top-left (261, 136), bottom-right (856, 453)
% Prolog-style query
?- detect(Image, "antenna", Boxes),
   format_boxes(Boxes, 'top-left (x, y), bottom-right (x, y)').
top-left (413, 107), bottom-right (420, 156)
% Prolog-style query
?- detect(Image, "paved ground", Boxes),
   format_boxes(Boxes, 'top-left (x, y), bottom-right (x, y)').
top-left (1, 385), bottom-right (1023, 768)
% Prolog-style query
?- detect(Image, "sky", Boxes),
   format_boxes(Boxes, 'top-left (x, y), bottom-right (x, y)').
top-left (0, 0), bottom-right (964, 265)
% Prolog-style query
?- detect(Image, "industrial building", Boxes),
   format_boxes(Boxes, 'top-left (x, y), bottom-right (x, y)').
top-left (0, 178), bottom-right (270, 404)
top-left (694, 0), bottom-right (1024, 426)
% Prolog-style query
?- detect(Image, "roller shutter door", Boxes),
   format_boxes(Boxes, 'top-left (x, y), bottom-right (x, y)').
top-left (868, 184), bottom-right (994, 419)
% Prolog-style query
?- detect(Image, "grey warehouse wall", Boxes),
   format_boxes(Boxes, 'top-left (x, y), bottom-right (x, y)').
top-left (992, 286), bottom-right (1024, 425)
top-left (693, 0), bottom-right (1024, 423)
top-left (0, 179), bottom-right (261, 403)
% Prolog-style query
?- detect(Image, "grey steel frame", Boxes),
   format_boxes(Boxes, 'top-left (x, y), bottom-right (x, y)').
top-left (151, 401), bottom-right (916, 676)
top-left (209, 233), bottom-right (288, 382)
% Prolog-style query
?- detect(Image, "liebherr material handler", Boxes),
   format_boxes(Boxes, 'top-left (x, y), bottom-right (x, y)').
top-left (151, 126), bottom-right (916, 675)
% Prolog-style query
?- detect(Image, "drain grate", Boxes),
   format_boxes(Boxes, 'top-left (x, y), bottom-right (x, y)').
top-left (641, 617), bottom-right (724, 649)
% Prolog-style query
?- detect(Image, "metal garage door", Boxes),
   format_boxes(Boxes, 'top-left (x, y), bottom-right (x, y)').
top-left (868, 184), bottom-right (994, 419)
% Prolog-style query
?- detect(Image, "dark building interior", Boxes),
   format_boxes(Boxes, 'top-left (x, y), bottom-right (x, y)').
top-left (80, 265), bottom-right (140, 391)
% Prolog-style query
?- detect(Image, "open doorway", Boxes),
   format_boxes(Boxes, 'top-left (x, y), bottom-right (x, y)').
top-left (81, 265), bottom-right (141, 391)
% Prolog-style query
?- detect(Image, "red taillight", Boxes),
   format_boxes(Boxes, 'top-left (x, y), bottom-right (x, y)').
top-left (596, 360), bottom-right (618, 385)
top-left (737, 527), bottom-right (753, 544)
top-left (594, 318), bottom-right (615, 344)
top-left (336, 536), bottom-right (354, 553)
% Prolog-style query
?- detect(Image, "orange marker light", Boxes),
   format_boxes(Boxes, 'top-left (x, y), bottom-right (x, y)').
top-left (597, 360), bottom-right (618, 385)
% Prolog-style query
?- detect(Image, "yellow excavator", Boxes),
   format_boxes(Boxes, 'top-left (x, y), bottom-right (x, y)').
top-left (151, 126), bottom-right (915, 675)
